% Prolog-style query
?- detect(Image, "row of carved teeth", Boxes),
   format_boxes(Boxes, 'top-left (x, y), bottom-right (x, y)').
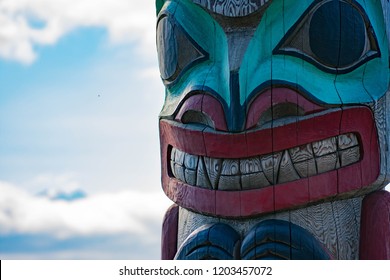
top-left (169, 133), bottom-right (360, 191)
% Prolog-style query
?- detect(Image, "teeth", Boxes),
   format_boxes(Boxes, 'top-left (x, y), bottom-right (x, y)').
top-left (240, 158), bottom-right (262, 174)
top-left (173, 162), bottom-right (185, 182)
top-left (196, 158), bottom-right (212, 189)
top-left (218, 175), bottom-right (241, 191)
top-left (204, 157), bottom-right (222, 189)
top-left (174, 148), bottom-right (185, 164)
top-left (338, 133), bottom-right (359, 149)
top-left (184, 153), bottom-right (199, 170)
top-left (221, 160), bottom-right (240, 175)
top-left (294, 159), bottom-right (317, 178)
top-left (218, 159), bottom-right (241, 190)
top-left (169, 133), bottom-right (361, 190)
top-left (289, 144), bottom-right (314, 163)
top-left (240, 158), bottom-right (270, 190)
top-left (316, 153), bottom-right (339, 173)
top-left (278, 151), bottom-right (300, 184)
top-left (183, 153), bottom-right (198, 186)
top-left (339, 146), bottom-right (360, 167)
top-left (241, 172), bottom-right (270, 190)
top-left (312, 137), bottom-right (337, 156)
top-left (261, 152), bottom-right (282, 185)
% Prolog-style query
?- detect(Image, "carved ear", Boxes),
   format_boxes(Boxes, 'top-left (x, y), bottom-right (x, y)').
top-left (156, 0), bottom-right (165, 15)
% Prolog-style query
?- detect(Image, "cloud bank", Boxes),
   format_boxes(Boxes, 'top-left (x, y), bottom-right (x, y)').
top-left (0, 181), bottom-right (172, 240)
top-left (0, 0), bottom-right (156, 64)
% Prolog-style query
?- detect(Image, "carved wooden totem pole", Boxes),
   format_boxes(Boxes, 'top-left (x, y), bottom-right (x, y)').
top-left (156, 0), bottom-right (390, 259)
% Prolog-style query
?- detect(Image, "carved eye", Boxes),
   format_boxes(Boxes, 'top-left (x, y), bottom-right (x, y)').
top-left (156, 14), bottom-right (208, 84)
top-left (273, 0), bottom-right (380, 74)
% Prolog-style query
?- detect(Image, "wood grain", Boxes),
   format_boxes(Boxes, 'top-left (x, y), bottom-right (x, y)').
top-left (178, 198), bottom-right (362, 259)
top-left (161, 204), bottom-right (179, 260)
top-left (360, 191), bottom-right (390, 259)
top-left (193, 0), bottom-right (270, 17)
top-left (332, 198), bottom-right (361, 259)
top-left (278, 150), bottom-right (300, 183)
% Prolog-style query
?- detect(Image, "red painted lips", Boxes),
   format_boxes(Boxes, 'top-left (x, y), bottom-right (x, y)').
top-left (159, 88), bottom-right (380, 218)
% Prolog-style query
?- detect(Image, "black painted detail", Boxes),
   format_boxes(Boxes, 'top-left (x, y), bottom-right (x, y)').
top-left (181, 110), bottom-right (215, 128)
top-left (241, 219), bottom-right (331, 260)
top-left (310, 0), bottom-right (366, 68)
top-left (156, 13), bottom-right (209, 84)
top-left (175, 223), bottom-right (241, 260)
top-left (157, 16), bottom-right (177, 80)
top-left (229, 71), bottom-right (246, 132)
top-left (273, 0), bottom-right (380, 74)
top-left (175, 220), bottom-right (331, 259)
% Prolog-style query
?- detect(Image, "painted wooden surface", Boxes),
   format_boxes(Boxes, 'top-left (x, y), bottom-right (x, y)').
top-left (360, 191), bottom-right (390, 259)
top-left (175, 223), bottom-right (240, 259)
top-left (156, 0), bottom-right (390, 260)
top-left (193, 0), bottom-right (270, 17)
top-left (177, 197), bottom-right (362, 259)
top-left (161, 204), bottom-right (179, 260)
top-left (159, 106), bottom-right (379, 218)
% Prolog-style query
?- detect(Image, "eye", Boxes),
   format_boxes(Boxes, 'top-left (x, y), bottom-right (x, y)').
top-left (156, 14), bottom-right (209, 84)
top-left (273, 0), bottom-right (380, 74)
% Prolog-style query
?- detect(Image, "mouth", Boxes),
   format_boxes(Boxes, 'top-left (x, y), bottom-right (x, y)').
top-left (169, 132), bottom-right (360, 191)
top-left (160, 96), bottom-right (379, 218)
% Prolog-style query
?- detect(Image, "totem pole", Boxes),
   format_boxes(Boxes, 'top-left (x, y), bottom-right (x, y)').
top-left (156, 0), bottom-right (390, 259)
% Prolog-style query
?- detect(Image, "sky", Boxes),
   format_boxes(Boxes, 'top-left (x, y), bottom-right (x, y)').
top-left (0, 0), bottom-right (173, 259)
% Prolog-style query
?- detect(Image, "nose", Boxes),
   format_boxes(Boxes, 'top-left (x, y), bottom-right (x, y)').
top-left (225, 28), bottom-right (256, 133)
top-left (227, 71), bottom-right (246, 132)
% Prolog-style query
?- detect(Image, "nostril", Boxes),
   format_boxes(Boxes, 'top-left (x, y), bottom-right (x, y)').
top-left (175, 93), bottom-right (228, 131)
top-left (246, 87), bottom-right (326, 130)
top-left (259, 103), bottom-right (305, 127)
top-left (181, 110), bottom-right (215, 128)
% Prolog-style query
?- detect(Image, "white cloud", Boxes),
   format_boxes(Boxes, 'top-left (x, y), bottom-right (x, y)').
top-left (0, 0), bottom-right (157, 64)
top-left (26, 173), bottom-right (81, 193)
top-left (0, 181), bottom-right (172, 240)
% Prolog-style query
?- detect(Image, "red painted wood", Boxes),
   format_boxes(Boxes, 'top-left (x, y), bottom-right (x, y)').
top-left (203, 129), bottom-right (248, 158)
top-left (366, 128), bottom-right (380, 186)
top-left (159, 120), bottom-right (207, 157)
top-left (159, 106), bottom-right (379, 218)
top-left (161, 204), bottom-right (179, 260)
top-left (159, 131), bottom-right (171, 213)
top-left (360, 190), bottom-right (390, 260)
top-left (240, 187), bottom-right (275, 217)
top-left (308, 171), bottom-right (338, 202)
top-left (272, 122), bottom-right (299, 151)
top-left (338, 163), bottom-right (362, 193)
top-left (245, 128), bottom-right (273, 156)
top-left (274, 179), bottom-right (309, 211)
top-left (175, 94), bottom-right (203, 122)
top-left (175, 94), bottom-right (228, 131)
top-left (246, 87), bottom-right (325, 130)
top-left (294, 109), bottom-right (342, 147)
top-left (340, 106), bottom-right (373, 134)
top-left (216, 190), bottom-right (240, 217)
top-left (169, 179), bottom-right (216, 215)
top-left (339, 107), bottom-right (379, 188)
top-left (246, 90), bottom-right (272, 129)
top-left (201, 94), bottom-right (228, 131)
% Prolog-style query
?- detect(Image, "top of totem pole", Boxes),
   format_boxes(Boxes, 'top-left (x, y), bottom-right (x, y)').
top-left (192, 0), bottom-right (272, 17)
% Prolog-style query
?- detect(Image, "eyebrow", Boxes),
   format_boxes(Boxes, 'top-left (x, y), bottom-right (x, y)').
top-left (192, 0), bottom-right (272, 17)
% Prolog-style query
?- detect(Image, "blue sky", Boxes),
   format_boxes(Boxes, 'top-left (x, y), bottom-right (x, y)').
top-left (0, 0), bottom-right (172, 259)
